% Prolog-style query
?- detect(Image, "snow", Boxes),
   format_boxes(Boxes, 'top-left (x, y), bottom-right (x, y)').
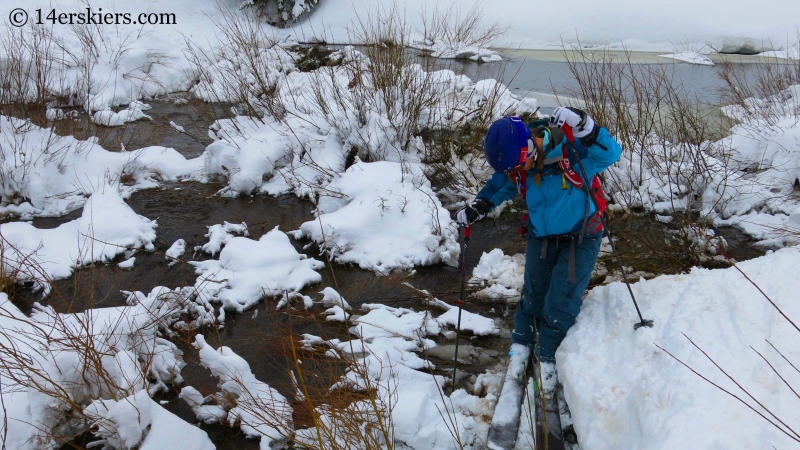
top-left (85, 390), bottom-right (215, 450)
top-left (191, 226), bottom-right (324, 322)
top-left (296, 160), bottom-right (460, 274)
top-left (297, 295), bottom-right (503, 449)
top-left (92, 101), bottom-right (152, 126)
top-left (165, 239), bottom-right (186, 265)
top-left (194, 335), bottom-right (293, 449)
top-left (11, 0), bottom-right (799, 119)
top-left (320, 286), bottom-right (351, 322)
top-left (285, 0), bottom-right (800, 53)
top-left (196, 221), bottom-right (249, 256)
top-left (657, 52), bottom-right (715, 66)
top-left (118, 256), bottom-right (136, 269)
top-left (169, 121), bottom-right (186, 133)
top-left (558, 246), bottom-right (800, 450)
top-left (607, 84), bottom-right (800, 245)
top-left (0, 285), bottom-right (204, 449)
top-left (0, 189), bottom-right (157, 293)
top-left (0, 116), bottom-right (203, 218)
top-left (470, 249), bottom-right (525, 301)
top-left (2, 1), bottom-right (800, 447)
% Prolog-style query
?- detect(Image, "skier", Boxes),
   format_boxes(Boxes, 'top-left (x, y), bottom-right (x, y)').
top-left (457, 107), bottom-right (622, 396)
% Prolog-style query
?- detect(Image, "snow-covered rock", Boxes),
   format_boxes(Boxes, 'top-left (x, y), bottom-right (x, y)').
top-left (470, 249), bottom-right (525, 301)
top-left (297, 161), bottom-right (460, 274)
top-left (191, 227), bottom-right (324, 322)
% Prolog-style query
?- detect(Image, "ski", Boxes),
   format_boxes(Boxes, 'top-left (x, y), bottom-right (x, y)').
top-left (532, 360), bottom-right (565, 450)
top-left (487, 344), bottom-right (532, 450)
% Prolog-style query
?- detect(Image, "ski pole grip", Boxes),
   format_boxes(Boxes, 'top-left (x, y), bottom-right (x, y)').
top-left (561, 124), bottom-right (575, 143)
top-left (464, 224), bottom-right (471, 239)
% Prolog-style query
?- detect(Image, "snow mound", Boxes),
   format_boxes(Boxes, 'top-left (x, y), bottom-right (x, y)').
top-left (85, 390), bottom-right (215, 450)
top-left (191, 227), bottom-right (324, 322)
top-left (320, 287), bottom-right (351, 322)
top-left (198, 221), bottom-right (249, 256)
top-left (92, 101), bottom-right (152, 126)
top-left (297, 161), bottom-right (459, 274)
top-left (470, 249), bottom-right (525, 301)
top-left (559, 246), bottom-right (800, 450)
top-left (657, 52), bottom-right (715, 66)
top-left (1, 190), bottom-right (157, 294)
top-left (166, 239), bottom-right (186, 265)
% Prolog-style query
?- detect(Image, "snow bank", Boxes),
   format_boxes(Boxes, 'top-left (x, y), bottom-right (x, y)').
top-left (607, 85), bottom-right (800, 245)
top-left (85, 390), bottom-right (215, 450)
top-left (296, 161), bottom-right (459, 274)
top-left (195, 335), bottom-right (292, 448)
top-left (191, 226), bottom-right (324, 322)
top-left (469, 249), bottom-right (525, 301)
top-left (1, 189), bottom-right (157, 293)
top-left (559, 246), bottom-right (800, 449)
top-left (0, 286), bottom-right (199, 449)
top-left (0, 116), bottom-right (202, 217)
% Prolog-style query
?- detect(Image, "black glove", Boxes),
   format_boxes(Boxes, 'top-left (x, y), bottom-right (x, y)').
top-left (456, 198), bottom-right (492, 226)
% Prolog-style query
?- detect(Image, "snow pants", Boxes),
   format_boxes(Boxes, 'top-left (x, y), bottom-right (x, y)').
top-left (511, 234), bottom-right (602, 362)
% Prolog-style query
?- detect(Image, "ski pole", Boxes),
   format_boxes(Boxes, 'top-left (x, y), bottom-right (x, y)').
top-left (452, 223), bottom-right (470, 388)
top-left (561, 124), bottom-right (654, 331)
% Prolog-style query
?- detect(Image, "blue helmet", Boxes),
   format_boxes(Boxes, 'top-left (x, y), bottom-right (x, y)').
top-left (484, 116), bottom-right (531, 174)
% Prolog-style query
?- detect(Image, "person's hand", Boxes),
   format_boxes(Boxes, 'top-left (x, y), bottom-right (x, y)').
top-left (456, 198), bottom-right (492, 226)
top-left (549, 107), bottom-right (595, 139)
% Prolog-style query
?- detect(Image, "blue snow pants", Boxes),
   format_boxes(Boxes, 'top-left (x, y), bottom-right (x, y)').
top-left (511, 234), bottom-right (602, 362)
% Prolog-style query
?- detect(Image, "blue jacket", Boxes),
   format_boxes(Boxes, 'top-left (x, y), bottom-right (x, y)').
top-left (476, 127), bottom-right (622, 238)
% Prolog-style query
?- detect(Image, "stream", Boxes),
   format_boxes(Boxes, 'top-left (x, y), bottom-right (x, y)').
top-left (1, 50), bottom-right (771, 449)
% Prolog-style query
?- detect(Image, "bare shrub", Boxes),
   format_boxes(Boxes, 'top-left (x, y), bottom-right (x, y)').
top-left (718, 40), bottom-right (800, 130)
top-left (560, 44), bottom-right (747, 270)
top-left (417, 2), bottom-right (508, 54)
top-left (183, 1), bottom-right (288, 121)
